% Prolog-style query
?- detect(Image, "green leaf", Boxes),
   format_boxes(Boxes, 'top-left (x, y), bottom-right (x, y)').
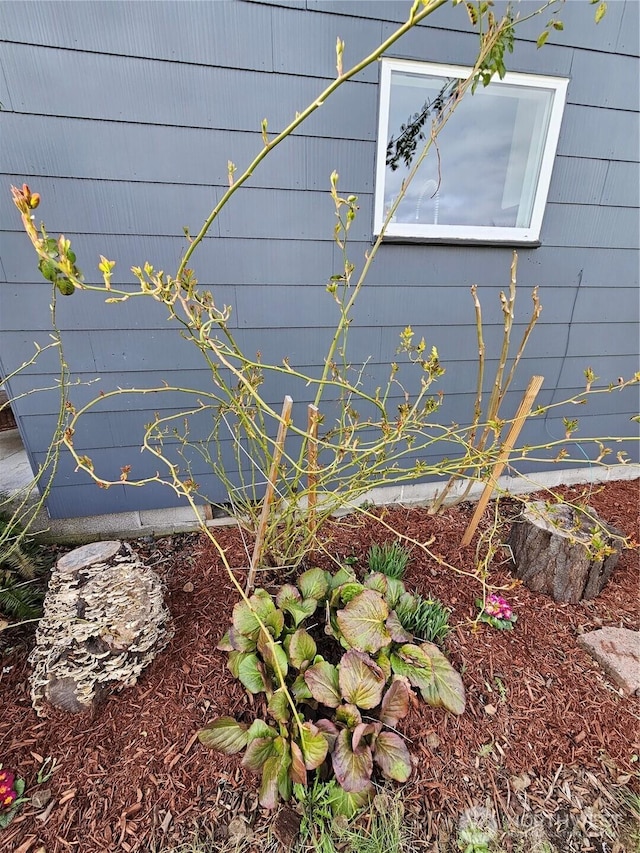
top-left (243, 736), bottom-right (277, 771)
top-left (289, 628), bottom-right (317, 670)
top-left (297, 567), bottom-right (329, 601)
top-left (247, 719), bottom-right (277, 741)
top-left (373, 731), bottom-right (412, 782)
top-left (232, 590), bottom-right (277, 640)
top-left (330, 566), bottom-right (357, 589)
top-left (337, 581), bottom-right (366, 604)
top-left (385, 578), bottom-right (406, 608)
top-left (364, 572), bottom-right (388, 596)
top-left (198, 717), bottom-right (249, 754)
top-left (338, 649), bottom-right (385, 709)
top-left (216, 630), bottom-right (234, 652)
top-left (276, 583), bottom-right (301, 609)
top-left (304, 660), bottom-right (341, 707)
top-left (379, 678), bottom-right (411, 727)
top-left (291, 673), bottom-right (313, 702)
top-left (390, 643), bottom-right (433, 690)
top-left (238, 653), bottom-right (269, 694)
top-left (332, 729), bottom-right (374, 793)
top-left (536, 30), bottom-right (549, 48)
top-left (335, 703), bottom-right (362, 728)
top-left (268, 688), bottom-right (291, 724)
top-left (257, 634), bottom-right (288, 681)
top-left (336, 589), bottom-right (391, 653)
top-left (276, 739), bottom-right (293, 801)
top-left (327, 783), bottom-right (373, 818)
top-left (299, 721), bottom-right (330, 769)
top-left (227, 650), bottom-right (251, 679)
top-left (284, 597), bottom-right (318, 627)
top-left (418, 642), bottom-right (466, 715)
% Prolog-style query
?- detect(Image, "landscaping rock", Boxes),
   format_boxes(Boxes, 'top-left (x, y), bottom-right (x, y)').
top-left (577, 627), bottom-right (640, 695)
top-left (30, 540), bottom-right (173, 715)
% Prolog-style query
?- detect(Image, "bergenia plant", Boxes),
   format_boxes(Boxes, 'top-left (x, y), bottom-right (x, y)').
top-left (199, 559), bottom-right (465, 812)
top-left (476, 594), bottom-right (517, 630)
top-left (0, 766), bottom-right (27, 828)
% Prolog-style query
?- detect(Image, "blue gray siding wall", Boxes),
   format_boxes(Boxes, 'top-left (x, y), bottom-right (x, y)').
top-left (1, 0), bottom-right (638, 518)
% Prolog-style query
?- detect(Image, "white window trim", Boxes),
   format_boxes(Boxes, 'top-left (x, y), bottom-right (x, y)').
top-left (374, 59), bottom-right (569, 244)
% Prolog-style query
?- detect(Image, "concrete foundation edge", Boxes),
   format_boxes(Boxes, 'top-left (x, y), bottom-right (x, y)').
top-left (25, 463), bottom-right (640, 544)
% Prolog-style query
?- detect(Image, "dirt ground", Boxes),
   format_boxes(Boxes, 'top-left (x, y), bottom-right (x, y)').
top-left (1, 479), bottom-right (638, 852)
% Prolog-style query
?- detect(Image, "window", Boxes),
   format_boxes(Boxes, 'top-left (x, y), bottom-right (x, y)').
top-left (374, 59), bottom-right (568, 244)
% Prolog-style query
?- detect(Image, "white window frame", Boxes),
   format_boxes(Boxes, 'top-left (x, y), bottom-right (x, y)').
top-left (374, 59), bottom-right (569, 244)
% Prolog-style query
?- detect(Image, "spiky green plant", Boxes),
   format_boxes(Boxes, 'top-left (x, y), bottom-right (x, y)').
top-left (395, 594), bottom-right (451, 645)
top-left (367, 542), bottom-right (411, 580)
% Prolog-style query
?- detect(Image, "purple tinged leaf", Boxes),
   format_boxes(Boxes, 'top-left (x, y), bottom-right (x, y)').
top-left (290, 741), bottom-right (307, 786)
top-left (379, 678), bottom-right (411, 727)
top-left (198, 717), bottom-right (249, 755)
top-left (352, 721), bottom-right (378, 751)
top-left (336, 589), bottom-right (391, 653)
top-left (338, 649), bottom-right (385, 709)
top-left (216, 630), bottom-right (234, 652)
top-left (315, 718), bottom-right (339, 751)
top-left (276, 583), bottom-right (301, 609)
top-left (332, 729), bottom-right (374, 793)
top-left (373, 731), bottom-right (412, 782)
top-left (228, 628), bottom-right (256, 652)
top-left (259, 755), bottom-right (280, 809)
top-left (304, 660), bottom-right (341, 707)
top-left (364, 572), bottom-right (388, 595)
top-left (385, 610), bottom-right (412, 643)
top-left (242, 737), bottom-right (277, 771)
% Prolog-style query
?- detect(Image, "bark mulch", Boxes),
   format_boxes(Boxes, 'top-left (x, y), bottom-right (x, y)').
top-left (1, 479), bottom-right (638, 852)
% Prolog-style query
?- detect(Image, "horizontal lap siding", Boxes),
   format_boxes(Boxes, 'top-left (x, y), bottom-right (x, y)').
top-left (1, 0), bottom-right (638, 518)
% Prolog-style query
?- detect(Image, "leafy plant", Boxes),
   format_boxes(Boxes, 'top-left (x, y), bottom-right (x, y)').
top-left (395, 593), bottom-right (450, 645)
top-left (199, 559), bottom-right (464, 809)
top-left (367, 542), bottom-right (411, 580)
top-left (476, 594), bottom-right (517, 631)
top-left (0, 766), bottom-right (27, 828)
top-left (0, 503), bottom-right (44, 624)
top-left (337, 789), bottom-right (413, 853)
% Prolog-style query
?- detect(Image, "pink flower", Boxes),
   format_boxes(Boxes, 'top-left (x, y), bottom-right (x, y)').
top-left (0, 769), bottom-right (17, 810)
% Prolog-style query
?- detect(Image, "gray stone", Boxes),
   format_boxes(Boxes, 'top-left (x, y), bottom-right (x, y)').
top-left (30, 540), bottom-right (173, 715)
top-left (577, 627), bottom-right (640, 695)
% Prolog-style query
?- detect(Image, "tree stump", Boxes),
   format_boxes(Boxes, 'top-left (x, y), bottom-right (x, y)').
top-left (508, 502), bottom-right (625, 603)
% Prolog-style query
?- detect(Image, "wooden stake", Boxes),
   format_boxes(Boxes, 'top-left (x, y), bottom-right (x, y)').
top-left (461, 375), bottom-right (544, 547)
top-left (247, 396), bottom-right (293, 592)
top-left (307, 404), bottom-right (320, 533)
